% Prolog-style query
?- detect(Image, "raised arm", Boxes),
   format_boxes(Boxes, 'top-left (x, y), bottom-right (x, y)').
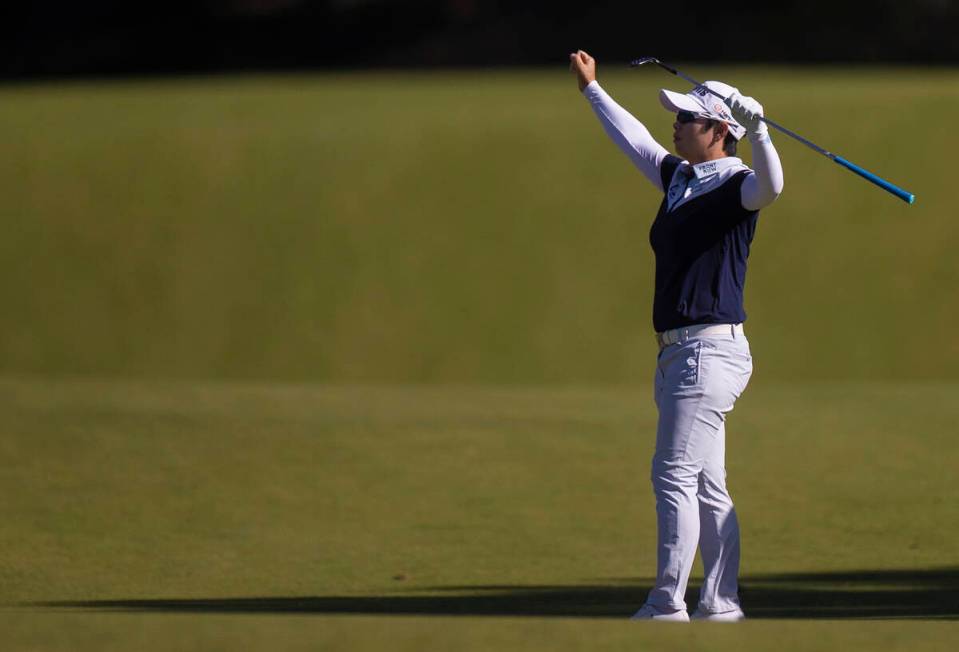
top-left (569, 50), bottom-right (670, 191)
top-left (728, 93), bottom-right (785, 211)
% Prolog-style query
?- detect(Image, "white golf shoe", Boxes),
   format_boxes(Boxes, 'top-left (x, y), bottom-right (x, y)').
top-left (629, 604), bottom-right (690, 622)
top-left (690, 607), bottom-right (745, 622)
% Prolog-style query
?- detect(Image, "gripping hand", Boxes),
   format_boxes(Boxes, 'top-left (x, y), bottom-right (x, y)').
top-left (727, 92), bottom-right (767, 137)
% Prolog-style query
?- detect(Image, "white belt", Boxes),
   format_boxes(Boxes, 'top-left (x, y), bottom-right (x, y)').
top-left (656, 323), bottom-right (744, 349)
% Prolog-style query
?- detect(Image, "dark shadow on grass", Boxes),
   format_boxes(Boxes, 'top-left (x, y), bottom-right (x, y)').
top-left (31, 567), bottom-right (959, 620)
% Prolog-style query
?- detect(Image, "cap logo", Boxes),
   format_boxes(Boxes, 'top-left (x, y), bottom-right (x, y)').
top-left (693, 86), bottom-right (708, 97)
top-left (713, 102), bottom-right (733, 119)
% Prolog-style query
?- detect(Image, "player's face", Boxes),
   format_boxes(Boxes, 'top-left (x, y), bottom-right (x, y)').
top-left (673, 112), bottom-right (722, 163)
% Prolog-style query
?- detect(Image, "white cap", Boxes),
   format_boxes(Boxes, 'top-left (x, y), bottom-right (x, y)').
top-left (659, 80), bottom-right (746, 141)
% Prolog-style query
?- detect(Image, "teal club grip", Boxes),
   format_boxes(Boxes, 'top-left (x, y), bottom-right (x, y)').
top-left (832, 156), bottom-right (915, 204)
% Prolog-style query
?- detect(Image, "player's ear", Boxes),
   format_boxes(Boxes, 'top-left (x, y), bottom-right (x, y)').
top-left (714, 122), bottom-right (729, 146)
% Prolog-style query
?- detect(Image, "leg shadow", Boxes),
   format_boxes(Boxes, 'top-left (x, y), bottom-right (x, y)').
top-left (30, 567), bottom-right (959, 620)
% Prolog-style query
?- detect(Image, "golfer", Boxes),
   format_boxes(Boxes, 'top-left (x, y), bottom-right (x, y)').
top-left (569, 50), bottom-right (783, 622)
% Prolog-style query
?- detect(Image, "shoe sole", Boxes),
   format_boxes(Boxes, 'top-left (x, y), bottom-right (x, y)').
top-left (691, 610), bottom-right (745, 622)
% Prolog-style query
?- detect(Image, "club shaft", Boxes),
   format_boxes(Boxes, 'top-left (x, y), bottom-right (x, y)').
top-left (634, 58), bottom-right (915, 204)
top-left (668, 66), bottom-right (834, 156)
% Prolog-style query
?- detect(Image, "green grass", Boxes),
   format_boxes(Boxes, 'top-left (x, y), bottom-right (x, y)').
top-left (0, 68), bottom-right (957, 382)
top-left (3, 614), bottom-right (958, 652)
top-left (2, 377), bottom-right (958, 649)
top-left (1, 67), bottom-right (957, 648)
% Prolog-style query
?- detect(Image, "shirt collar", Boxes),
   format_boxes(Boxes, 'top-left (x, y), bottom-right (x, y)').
top-left (682, 157), bottom-right (745, 180)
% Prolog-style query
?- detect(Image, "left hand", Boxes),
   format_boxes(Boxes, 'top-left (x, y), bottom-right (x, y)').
top-left (726, 92), bottom-right (767, 135)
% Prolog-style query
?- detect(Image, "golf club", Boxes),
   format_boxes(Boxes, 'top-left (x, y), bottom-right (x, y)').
top-left (630, 57), bottom-right (915, 204)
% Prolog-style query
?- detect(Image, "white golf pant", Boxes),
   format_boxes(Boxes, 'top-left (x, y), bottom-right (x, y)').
top-left (646, 328), bottom-right (753, 614)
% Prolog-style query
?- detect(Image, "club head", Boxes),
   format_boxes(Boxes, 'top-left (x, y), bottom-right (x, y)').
top-left (629, 57), bottom-right (660, 68)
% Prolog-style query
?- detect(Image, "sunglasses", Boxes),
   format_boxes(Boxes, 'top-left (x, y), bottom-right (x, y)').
top-left (676, 110), bottom-right (708, 124)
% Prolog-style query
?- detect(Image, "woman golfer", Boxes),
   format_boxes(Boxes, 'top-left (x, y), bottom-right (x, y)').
top-left (569, 50), bottom-right (783, 622)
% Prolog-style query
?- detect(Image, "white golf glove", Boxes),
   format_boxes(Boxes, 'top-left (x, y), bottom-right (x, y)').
top-left (727, 92), bottom-right (767, 138)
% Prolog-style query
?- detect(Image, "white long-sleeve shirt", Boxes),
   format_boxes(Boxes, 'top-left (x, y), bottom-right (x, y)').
top-left (583, 80), bottom-right (783, 211)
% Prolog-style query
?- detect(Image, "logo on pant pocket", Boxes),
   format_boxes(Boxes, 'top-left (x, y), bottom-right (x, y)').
top-left (678, 343), bottom-right (702, 387)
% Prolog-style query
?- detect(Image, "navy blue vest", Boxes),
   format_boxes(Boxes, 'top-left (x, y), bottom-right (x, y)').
top-left (649, 154), bottom-right (759, 332)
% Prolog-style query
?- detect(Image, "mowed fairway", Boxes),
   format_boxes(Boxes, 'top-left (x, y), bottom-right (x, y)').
top-left (2, 378), bottom-right (958, 649)
top-left (0, 68), bottom-right (958, 648)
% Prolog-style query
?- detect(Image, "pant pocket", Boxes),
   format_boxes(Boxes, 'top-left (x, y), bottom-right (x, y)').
top-left (677, 341), bottom-right (704, 388)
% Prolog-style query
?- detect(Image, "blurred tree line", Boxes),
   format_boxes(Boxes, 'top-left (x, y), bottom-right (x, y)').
top-left (4, 0), bottom-right (959, 79)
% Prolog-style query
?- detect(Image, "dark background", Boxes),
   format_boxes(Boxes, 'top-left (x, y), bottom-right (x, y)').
top-left (4, 0), bottom-right (959, 81)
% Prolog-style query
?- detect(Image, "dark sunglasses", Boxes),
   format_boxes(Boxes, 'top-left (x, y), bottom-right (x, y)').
top-left (676, 110), bottom-right (708, 124)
